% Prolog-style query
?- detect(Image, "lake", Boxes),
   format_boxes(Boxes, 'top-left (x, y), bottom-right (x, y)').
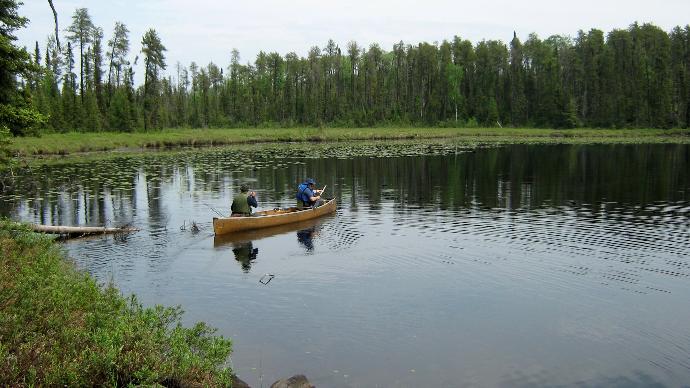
top-left (2, 142), bottom-right (689, 387)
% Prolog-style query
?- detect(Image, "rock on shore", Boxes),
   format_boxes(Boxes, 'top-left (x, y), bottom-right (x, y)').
top-left (270, 374), bottom-right (314, 388)
top-left (232, 374), bottom-right (314, 388)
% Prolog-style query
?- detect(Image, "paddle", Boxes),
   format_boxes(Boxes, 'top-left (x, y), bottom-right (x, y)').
top-left (319, 185), bottom-right (327, 197)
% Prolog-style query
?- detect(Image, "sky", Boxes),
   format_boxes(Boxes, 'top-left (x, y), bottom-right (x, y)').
top-left (15, 0), bottom-right (690, 82)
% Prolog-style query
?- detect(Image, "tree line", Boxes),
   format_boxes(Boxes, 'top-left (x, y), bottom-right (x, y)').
top-left (15, 8), bottom-right (690, 134)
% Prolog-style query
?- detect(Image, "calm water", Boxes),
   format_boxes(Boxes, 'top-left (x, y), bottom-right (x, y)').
top-left (2, 143), bottom-right (690, 387)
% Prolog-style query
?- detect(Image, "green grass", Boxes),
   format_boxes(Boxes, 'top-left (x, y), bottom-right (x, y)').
top-left (9, 127), bottom-right (690, 156)
top-left (0, 221), bottom-right (233, 387)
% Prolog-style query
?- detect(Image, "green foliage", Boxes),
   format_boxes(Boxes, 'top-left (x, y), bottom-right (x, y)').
top-left (66, 8), bottom-right (94, 101)
top-left (141, 28), bottom-right (167, 131)
top-left (0, 0), bottom-right (45, 136)
top-left (0, 99), bottom-right (46, 136)
top-left (107, 88), bottom-right (134, 131)
top-left (0, 0), bottom-right (31, 103)
top-left (0, 220), bottom-right (233, 386)
top-left (446, 62), bottom-right (464, 121)
top-left (15, 5), bottom-right (690, 133)
top-left (0, 125), bottom-right (10, 166)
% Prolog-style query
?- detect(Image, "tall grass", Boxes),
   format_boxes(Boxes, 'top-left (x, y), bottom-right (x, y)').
top-left (0, 221), bottom-right (233, 387)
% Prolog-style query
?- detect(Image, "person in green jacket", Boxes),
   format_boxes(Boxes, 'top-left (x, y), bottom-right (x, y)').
top-left (231, 185), bottom-right (258, 216)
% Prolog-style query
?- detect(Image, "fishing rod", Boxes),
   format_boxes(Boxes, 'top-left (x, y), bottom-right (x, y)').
top-left (203, 203), bottom-right (228, 218)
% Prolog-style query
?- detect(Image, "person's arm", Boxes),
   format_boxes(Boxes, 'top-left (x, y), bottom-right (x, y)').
top-left (247, 192), bottom-right (258, 208)
top-left (306, 188), bottom-right (320, 202)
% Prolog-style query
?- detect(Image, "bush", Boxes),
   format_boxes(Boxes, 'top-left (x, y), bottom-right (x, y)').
top-left (0, 221), bottom-right (233, 387)
top-left (464, 117), bottom-right (480, 128)
top-left (0, 125), bottom-right (10, 167)
top-left (0, 102), bottom-right (46, 137)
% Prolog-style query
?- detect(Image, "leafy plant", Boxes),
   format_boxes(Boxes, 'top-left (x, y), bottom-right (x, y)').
top-left (0, 221), bottom-right (233, 387)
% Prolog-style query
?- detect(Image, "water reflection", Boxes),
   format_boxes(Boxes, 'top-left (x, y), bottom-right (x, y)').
top-left (214, 216), bottom-right (333, 272)
top-left (1, 143), bottom-right (690, 387)
top-left (296, 226), bottom-right (317, 252)
top-left (3, 144), bottom-right (688, 222)
top-left (231, 241), bottom-right (259, 273)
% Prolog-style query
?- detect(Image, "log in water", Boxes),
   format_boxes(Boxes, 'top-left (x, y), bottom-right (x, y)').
top-left (30, 224), bottom-right (139, 236)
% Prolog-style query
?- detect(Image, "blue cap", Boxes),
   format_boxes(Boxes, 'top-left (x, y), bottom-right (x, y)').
top-left (306, 178), bottom-right (316, 185)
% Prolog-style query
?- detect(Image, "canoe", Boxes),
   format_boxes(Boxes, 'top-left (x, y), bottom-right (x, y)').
top-left (213, 198), bottom-right (337, 236)
top-left (213, 213), bottom-right (335, 246)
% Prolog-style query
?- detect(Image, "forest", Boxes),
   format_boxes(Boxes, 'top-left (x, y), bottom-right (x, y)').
top-left (14, 8), bottom-right (690, 134)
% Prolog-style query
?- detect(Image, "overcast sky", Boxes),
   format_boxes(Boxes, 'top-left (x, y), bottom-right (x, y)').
top-left (16, 0), bottom-right (690, 80)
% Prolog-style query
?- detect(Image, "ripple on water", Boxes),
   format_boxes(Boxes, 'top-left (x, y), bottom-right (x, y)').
top-left (4, 144), bottom-right (690, 387)
top-left (393, 202), bottom-right (690, 297)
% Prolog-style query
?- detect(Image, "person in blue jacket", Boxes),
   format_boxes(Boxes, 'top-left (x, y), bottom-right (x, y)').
top-left (296, 178), bottom-right (323, 209)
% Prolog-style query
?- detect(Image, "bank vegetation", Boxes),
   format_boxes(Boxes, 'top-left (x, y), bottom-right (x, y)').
top-left (0, 221), bottom-right (234, 386)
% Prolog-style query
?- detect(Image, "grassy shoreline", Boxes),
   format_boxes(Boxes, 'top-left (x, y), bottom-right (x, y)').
top-left (0, 221), bottom-right (234, 386)
top-left (9, 127), bottom-right (690, 156)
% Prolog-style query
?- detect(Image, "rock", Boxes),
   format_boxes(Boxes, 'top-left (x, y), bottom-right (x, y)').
top-left (232, 374), bottom-right (251, 388)
top-left (270, 374), bottom-right (314, 388)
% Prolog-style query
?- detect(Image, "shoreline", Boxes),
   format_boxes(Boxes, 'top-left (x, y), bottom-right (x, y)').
top-left (9, 127), bottom-right (690, 157)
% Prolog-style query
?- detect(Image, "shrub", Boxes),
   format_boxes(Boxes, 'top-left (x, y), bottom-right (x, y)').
top-left (0, 221), bottom-right (233, 387)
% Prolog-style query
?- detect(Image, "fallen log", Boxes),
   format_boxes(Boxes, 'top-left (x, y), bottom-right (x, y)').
top-left (30, 224), bottom-right (139, 237)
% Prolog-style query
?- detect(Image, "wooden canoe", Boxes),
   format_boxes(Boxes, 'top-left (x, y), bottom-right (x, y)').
top-left (214, 214), bottom-right (335, 246)
top-left (213, 198), bottom-right (336, 236)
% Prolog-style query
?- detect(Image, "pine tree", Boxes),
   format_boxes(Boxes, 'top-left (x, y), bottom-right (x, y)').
top-left (509, 32), bottom-right (528, 126)
top-left (92, 27), bottom-right (105, 113)
top-left (0, 0), bottom-right (46, 137)
top-left (141, 29), bottom-right (167, 130)
top-left (61, 42), bottom-right (78, 131)
top-left (66, 8), bottom-right (95, 104)
top-left (107, 22), bottom-right (130, 89)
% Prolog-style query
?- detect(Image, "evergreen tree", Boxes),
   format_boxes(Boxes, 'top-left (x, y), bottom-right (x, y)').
top-left (509, 32), bottom-right (528, 126)
top-left (18, 12), bottom-right (690, 132)
top-left (575, 29), bottom-right (605, 126)
top-left (92, 27), bottom-right (105, 113)
top-left (61, 42), bottom-right (78, 131)
top-left (66, 8), bottom-right (95, 104)
top-left (42, 35), bottom-right (62, 131)
top-left (107, 22), bottom-right (130, 89)
top-left (670, 26), bottom-right (690, 127)
top-left (0, 0), bottom-right (45, 136)
top-left (141, 28), bottom-right (167, 130)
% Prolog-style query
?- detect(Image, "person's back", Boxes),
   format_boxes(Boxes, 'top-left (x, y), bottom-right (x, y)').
top-left (296, 182), bottom-right (309, 207)
top-left (231, 185), bottom-right (257, 216)
top-left (296, 178), bottom-right (322, 209)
